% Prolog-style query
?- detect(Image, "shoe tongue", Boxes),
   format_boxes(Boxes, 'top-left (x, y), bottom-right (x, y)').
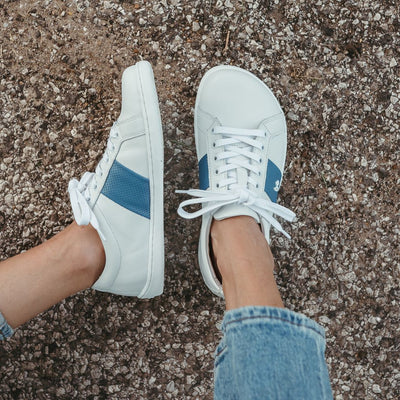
top-left (214, 154), bottom-right (260, 222)
top-left (213, 204), bottom-right (260, 223)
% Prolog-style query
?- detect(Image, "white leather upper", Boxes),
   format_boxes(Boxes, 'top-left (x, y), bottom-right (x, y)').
top-left (194, 66), bottom-right (290, 297)
top-left (94, 195), bottom-right (149, 294)
top-left (70, 61), bottom-right (164, 297)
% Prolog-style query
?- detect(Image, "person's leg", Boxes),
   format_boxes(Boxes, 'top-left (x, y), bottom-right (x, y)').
top-left (0, 222), bottom-right (104, 330)
top-left (0, 61), bottom-right (165, 337)
top-left (212, 216), bottom-right (333, 400)
top-left (175, 64), bottom-right (332, 399)
top-left (210, 216), bottom-right (283, 310)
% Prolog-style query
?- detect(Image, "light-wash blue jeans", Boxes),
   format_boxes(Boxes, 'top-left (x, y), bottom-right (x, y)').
top-left (0, 311), bottom-right (14, 340)
top-left (214, 306), bottom-right (333, 399)
top-left (1, 306), bottom-right (332, 398)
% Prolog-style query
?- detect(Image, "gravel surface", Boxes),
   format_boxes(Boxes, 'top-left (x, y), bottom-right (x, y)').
top-left (1, 0), bottom-right (399, 399)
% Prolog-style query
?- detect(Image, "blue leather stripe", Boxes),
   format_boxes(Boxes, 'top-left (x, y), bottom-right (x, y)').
top-left (264, 160), bottom-right (282, 203)
top-left (198, 154), bottom-right (209, 190)
top-left (101, 160), bottom-right (150, 219)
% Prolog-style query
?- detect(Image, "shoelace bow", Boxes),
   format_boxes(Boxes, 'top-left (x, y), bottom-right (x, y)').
top-left (177, 126), bottom-right (296, 238)
top-left (68, 124), bottom-right (120, 241)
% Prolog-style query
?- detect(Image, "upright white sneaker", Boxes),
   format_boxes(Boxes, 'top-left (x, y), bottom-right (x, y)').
top-left (68, 61), bottom-right (164, 298)
top-left (177, 66), bottom-right (296, 297)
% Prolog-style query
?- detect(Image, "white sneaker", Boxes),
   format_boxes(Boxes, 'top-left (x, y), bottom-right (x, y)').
top-left (68, 61), bottom-right (164, 298)
top-left (177, 66), bottom-right (295, 297)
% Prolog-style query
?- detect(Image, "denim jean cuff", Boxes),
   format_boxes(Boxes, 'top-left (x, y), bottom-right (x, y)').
top-left (0, 311), bottom-right (14, 340)
top-left (222, 306), bottom-right (325, 340)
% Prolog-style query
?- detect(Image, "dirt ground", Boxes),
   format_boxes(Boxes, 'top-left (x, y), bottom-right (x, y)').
top-left (1, 0), bottom-right (399, 399)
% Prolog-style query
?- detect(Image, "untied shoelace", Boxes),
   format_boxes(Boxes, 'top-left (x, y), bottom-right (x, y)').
top-left (176, 126), bottom-right (296, 238)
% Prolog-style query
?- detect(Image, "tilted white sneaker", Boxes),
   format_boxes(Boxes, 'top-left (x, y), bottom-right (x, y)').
top-left (68, 61), bottom-right (164, 298)
top-left (177, 66), bottom-right (295, 297)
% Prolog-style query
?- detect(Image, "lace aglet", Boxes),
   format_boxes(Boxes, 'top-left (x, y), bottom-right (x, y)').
top-left (283, 231), bottom-right (291, 240)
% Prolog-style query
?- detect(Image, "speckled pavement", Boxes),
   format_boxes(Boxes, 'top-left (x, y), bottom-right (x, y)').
top-left (0, 1), bottom-right (399, 399)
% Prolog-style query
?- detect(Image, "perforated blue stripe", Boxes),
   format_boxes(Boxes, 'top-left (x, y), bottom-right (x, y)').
top-left (264, 159), bottom-right (282, 203)
top-left (101, 160), bottom-right (150, 219)
top-left (198, 154), bottom-right (209, 190)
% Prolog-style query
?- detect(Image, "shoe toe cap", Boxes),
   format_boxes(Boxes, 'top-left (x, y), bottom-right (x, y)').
top-left (197, 66), bottom-right (283, 129)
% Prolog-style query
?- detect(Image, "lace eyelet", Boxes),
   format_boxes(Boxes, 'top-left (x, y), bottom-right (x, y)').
top-left (256, 184), bottom-right (259, 188)
top-left (262, 145), bottom-right (265, 150)
top-left (212, 128), bottom-right (215, 133)
top-left (214, 156), bottom-right (217, 161)
top-left (215, 169), bottom-right (218, 174)
top-left (216, 183), bottom-right (219, 188)
top-left (258, 172), bottom-right (261, 176)
top-left (213, 142), bottom-right (216, 147)
top-left (259, 158), bottom-right (262, 163)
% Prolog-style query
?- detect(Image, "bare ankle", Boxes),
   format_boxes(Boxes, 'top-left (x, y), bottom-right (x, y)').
top-left (53, 223), bottom-right (105, 287)
top-left (210, 216), bottom-right (272, 278)
top-left (210, 216), bottom-right (284, 310)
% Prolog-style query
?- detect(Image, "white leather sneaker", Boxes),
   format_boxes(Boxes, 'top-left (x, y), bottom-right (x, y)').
top-left (177, 66), bottom-right (295, 297)
top-left (68, 61), bottom-right (164, 298)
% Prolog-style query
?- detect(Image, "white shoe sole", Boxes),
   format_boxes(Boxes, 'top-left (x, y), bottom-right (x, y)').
top-left (136, 61), bottom-right (164, 299)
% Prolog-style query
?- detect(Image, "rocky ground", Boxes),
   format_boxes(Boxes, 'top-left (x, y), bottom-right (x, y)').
top-left (1, 0), bottom-right (399, 399)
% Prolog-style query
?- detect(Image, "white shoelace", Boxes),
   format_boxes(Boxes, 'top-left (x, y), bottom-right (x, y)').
top-left (68, 124), bottom-right (120, 241)
top-left (210, 126), bottom-right (265, 189)
top-left (177, 126), bottom-right (296, 238)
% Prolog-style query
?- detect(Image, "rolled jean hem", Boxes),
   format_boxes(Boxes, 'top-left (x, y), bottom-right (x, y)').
top-left (222, 306), bottom-right (325, 339)
top-left (215, 306), bottom-right (333, 400)
top-left (0, 311), bottom-right (14, 340)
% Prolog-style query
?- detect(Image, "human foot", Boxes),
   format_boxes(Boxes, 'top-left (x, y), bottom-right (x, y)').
top-left (177, 66), bottom-right (295, 297)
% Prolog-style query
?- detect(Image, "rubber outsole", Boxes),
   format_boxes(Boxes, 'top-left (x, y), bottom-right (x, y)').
top-left (136, 61), bottom-right (165, 299)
